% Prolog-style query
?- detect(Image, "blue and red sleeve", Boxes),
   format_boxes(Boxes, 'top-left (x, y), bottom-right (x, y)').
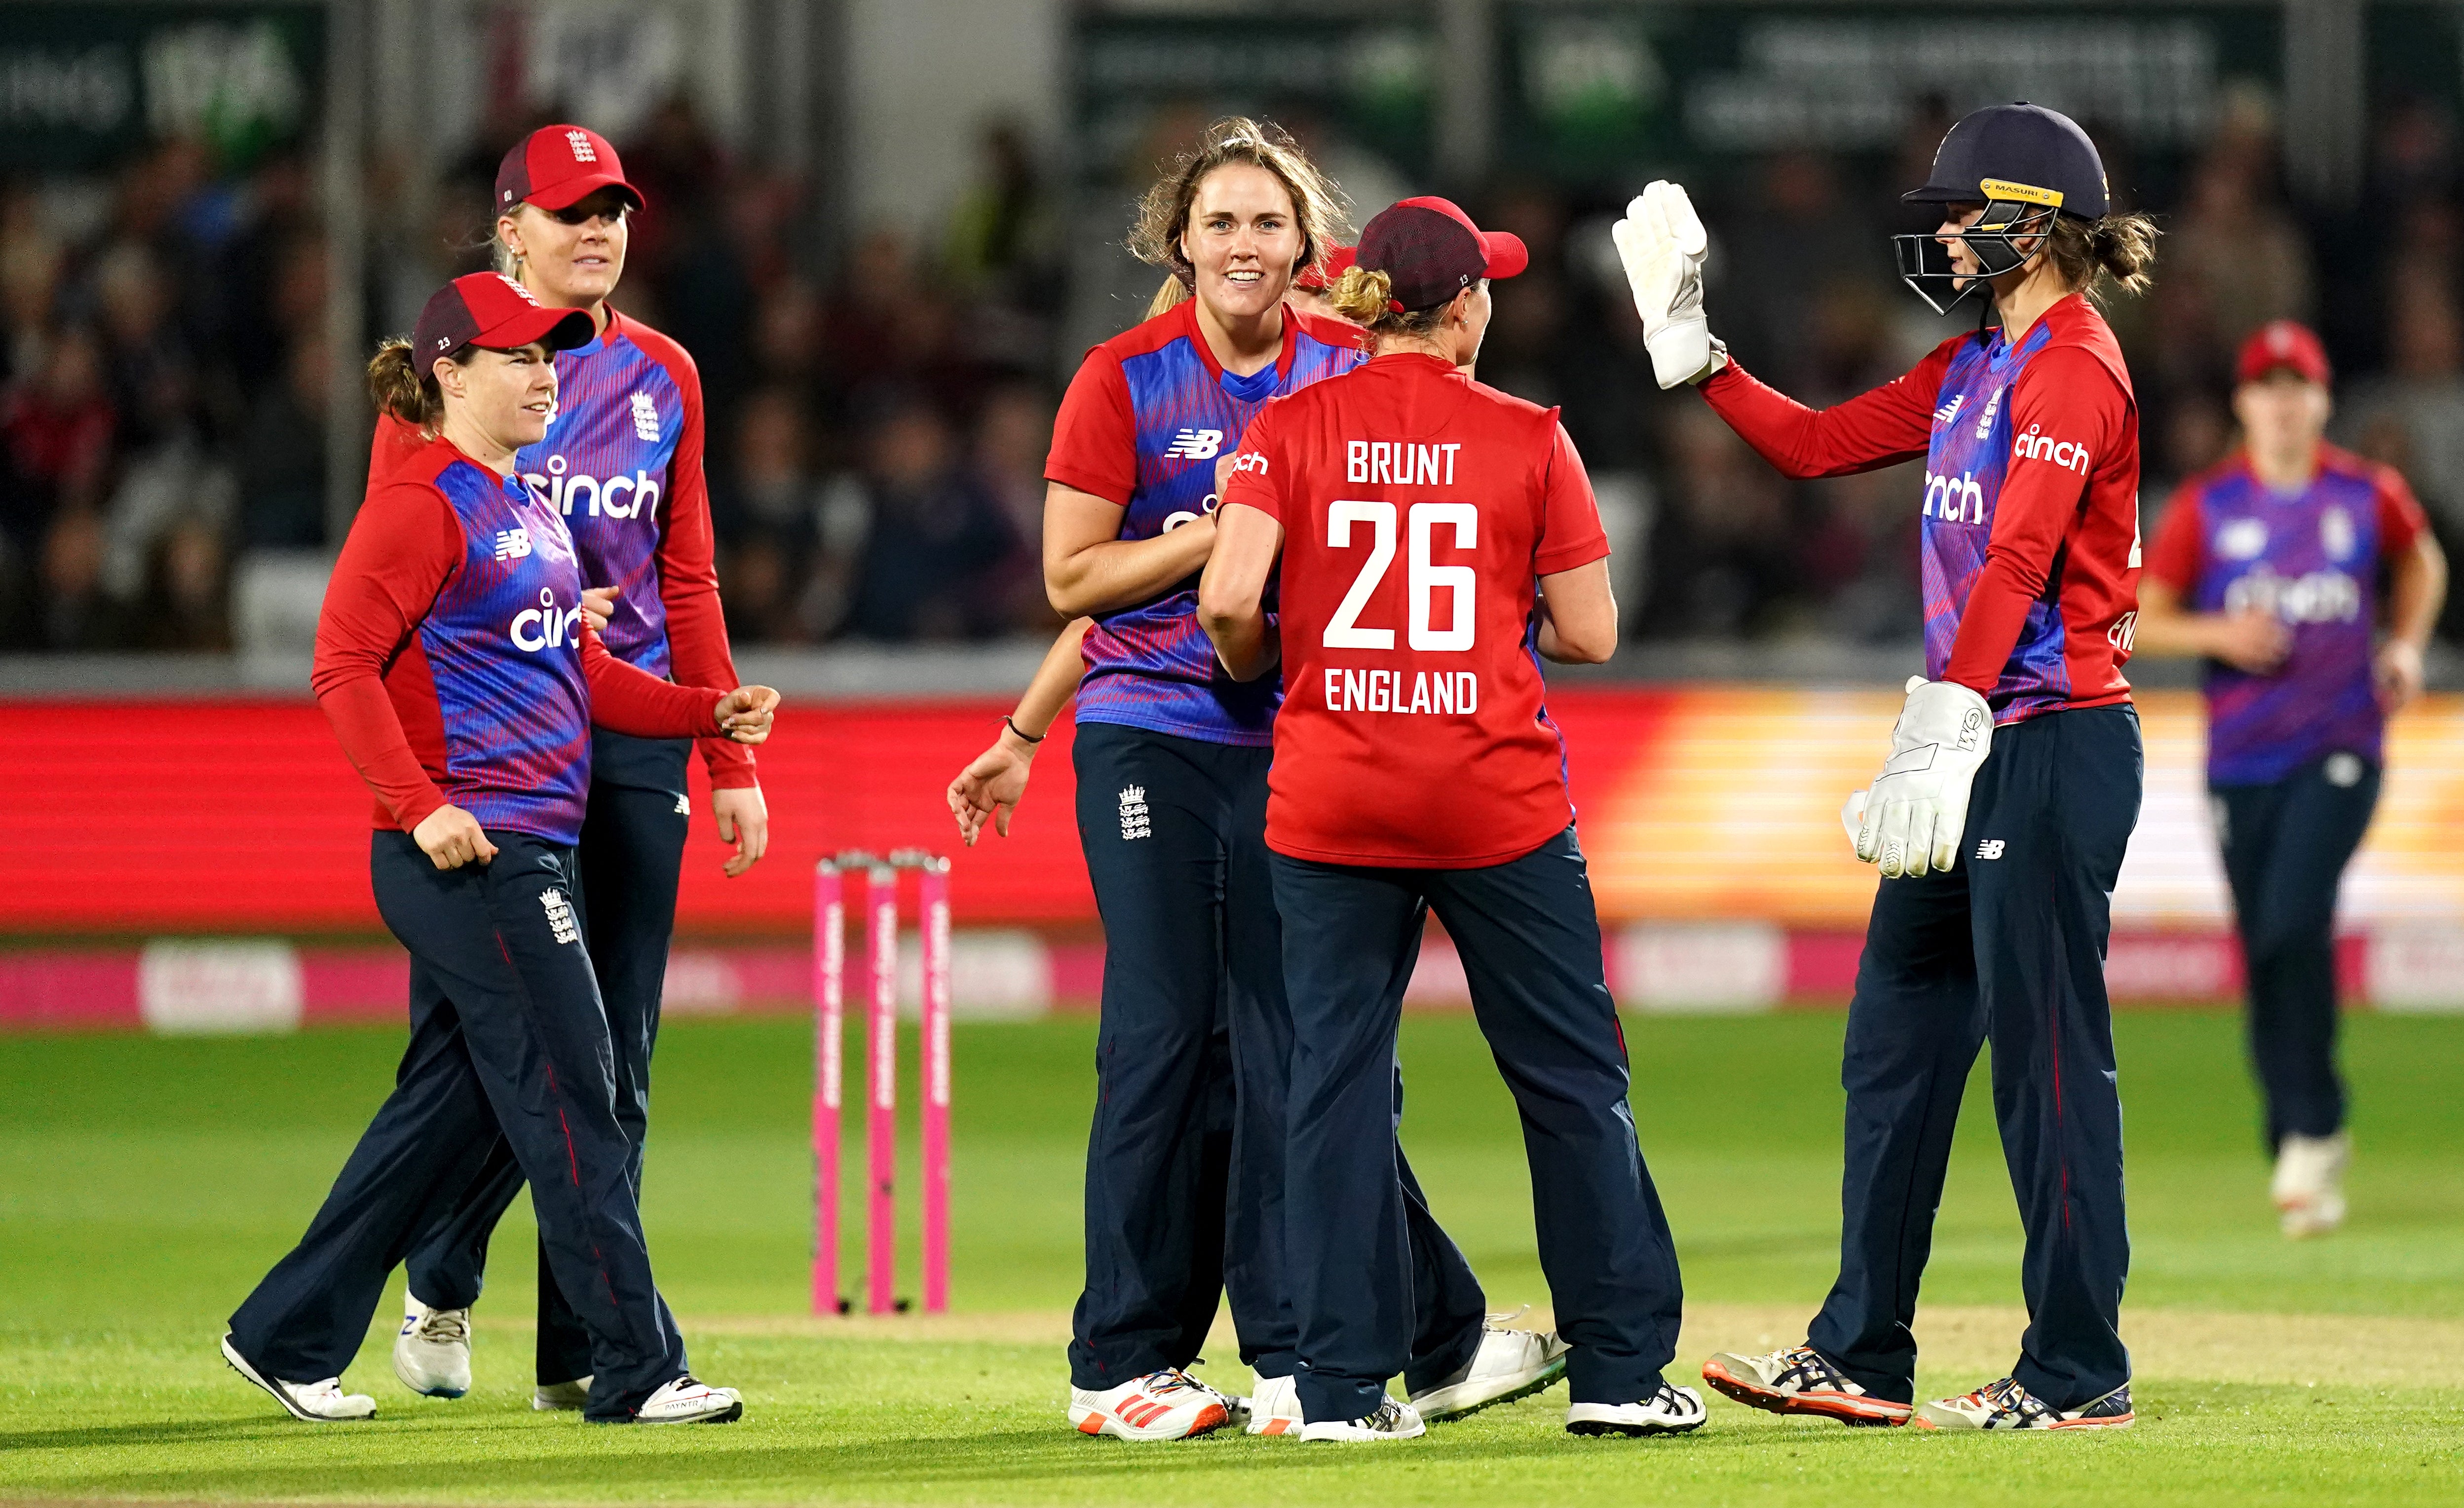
top-left (311, 481), bottom-right (464, 831)
top-left (1534, 418), bottom-right (1610, 574)
top-left (2373, 462), bottom-right (2430, 555)
top-left (1942, 346), bottom-right (2130, 691)
top-left (582, 626), bottom-right (725, 740)
top-left (1697, 339), bottom-right (1956, 479)
top-left (1046, 348), bottom-right (1138, 504)
top-left (2142, 478), bottom-right (2209, 595)
top-left (632, 326), bottom-right (756, 790)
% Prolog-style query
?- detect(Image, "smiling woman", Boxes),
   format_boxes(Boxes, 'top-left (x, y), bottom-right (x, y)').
top-left (359, 126), bottom-right (774, 1413)
top-left (215, 270), bottom-right (777, 1430)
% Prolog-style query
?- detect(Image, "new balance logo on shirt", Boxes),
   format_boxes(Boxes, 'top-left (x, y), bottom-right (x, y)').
top-left (493, 528), bottom-right (531, 561)
top-left (1975, 839), bottom-right (2007, 861)
top-left (1163, 428), bottom-right (1223, 460)
top-left (1118, 785), bottom-right (1152, 841)
top-left (1932, 394), bottom-right (1965, 427)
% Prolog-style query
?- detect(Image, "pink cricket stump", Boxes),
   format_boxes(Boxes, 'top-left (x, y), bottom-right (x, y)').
top-left (917, 858), bottom-right (952, 1314)
top-left (810, 862), bottom-right (844, 1316)
top-left (866, 863), bottom-right (901, 1314)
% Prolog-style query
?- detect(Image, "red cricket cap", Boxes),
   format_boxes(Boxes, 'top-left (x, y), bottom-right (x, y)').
top-left (411, 272), bottom-right (596, 370)
top-left (2237, 319), bottom-right (2330, 386)
top-left (1294, 244), bottom-right (1356, 293)
top-left (496, 124), bottom-right (646, 215)
top-left (1356, 197), bottom-right (1528, 312)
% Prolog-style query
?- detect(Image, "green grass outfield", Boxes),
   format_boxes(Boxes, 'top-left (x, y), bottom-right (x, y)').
top-left (2, 1010), bottom-right (2460, 1506)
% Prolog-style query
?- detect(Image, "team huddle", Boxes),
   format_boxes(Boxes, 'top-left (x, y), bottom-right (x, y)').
top-left (223, 101), bottom-right (2439, 1439)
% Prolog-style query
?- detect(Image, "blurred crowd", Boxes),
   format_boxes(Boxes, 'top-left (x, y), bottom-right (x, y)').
top-left (10, 82), bottom-right (2464, 654)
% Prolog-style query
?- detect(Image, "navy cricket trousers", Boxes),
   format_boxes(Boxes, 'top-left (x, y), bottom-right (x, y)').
top-left (1069, 721), bottom-right (1486, 1392)
top-left (2212, 754), bottom-right (2381, 1149)
top-left (1807, 704), bottom-right (2141, 1411)
top-left (226, 830), bottom-right (687, 1421)
top-left (405, 733), bottom-right (692, 1385)
top-left (1274, 826), bottom-right (1685, 1423)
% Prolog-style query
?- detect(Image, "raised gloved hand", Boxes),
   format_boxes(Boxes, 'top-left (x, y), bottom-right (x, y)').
top-left (1611, 181), bottom-right (1725, 389)
top-left (1846, 677), bottom-right (1994, 878)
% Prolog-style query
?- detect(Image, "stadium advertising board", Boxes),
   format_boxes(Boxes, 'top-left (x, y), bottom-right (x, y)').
top-left (6, 688), bottom-right (2464, 1018)
top-left (0, 2), bottom-right (322, 171)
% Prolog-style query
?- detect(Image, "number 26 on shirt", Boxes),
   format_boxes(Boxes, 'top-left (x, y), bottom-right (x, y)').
top-left (1324, 500), bottom-right (1477, 651)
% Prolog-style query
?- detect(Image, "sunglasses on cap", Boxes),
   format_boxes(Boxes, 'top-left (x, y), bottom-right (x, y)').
top-left (539, 193), bottom-right (633, 227)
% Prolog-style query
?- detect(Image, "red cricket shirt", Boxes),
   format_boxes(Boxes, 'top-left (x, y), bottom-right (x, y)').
top-left (1221, 352), bottom-right (1610, 867)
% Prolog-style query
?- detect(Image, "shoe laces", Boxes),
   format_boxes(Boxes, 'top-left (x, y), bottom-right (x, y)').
top-left (411, 1308), bottom-right (468, 1344)
top-left (1134, 1368), bottom-right (1205, 1399)
top-left (1362, 1396), bottom-right (1411, 1430)
top-left (1963, 1377), bottom-right (2045, 1420)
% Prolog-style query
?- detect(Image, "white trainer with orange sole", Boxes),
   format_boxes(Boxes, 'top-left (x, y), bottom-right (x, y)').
top-left (1067, 1368), bottom-right (1233, 1440)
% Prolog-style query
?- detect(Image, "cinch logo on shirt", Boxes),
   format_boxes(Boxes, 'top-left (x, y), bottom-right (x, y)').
top-left (2223, 565), bottom-right (2361, 625)
top-left (524, 455), bottom-right (662, 519)
top-left (1163, 428), bottom-right (1223, 460)
top-left (630, 392), bottom-right (660, 444)
top-left (1923, 469), bottom-right (1986, 524)
top-left (2011, 423), bottom-right (2092, 476)
top-left (565, 130), bottom-right (597, 163)
top-left (493, 527), bottom-right (531, 561)
top-left (1230, 450), bottom-right (1269, 477)
top-left (510, 587), bottom-right (584, 651)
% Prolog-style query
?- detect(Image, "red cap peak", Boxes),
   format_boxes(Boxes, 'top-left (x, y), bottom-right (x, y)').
top-left (496, 124), bottom-right (646, 215)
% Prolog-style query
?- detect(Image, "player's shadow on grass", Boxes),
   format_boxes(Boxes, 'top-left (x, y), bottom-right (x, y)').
top-left (0, 1416), bottom-right (326, 1452)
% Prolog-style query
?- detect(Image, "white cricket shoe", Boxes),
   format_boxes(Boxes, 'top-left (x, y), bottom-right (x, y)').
top-left (1297, 1394), bottom-right (1425, 1443)
top-left (2274, 1131), bottom-right (2350, 1239)
top-left (391, 1291), bottom-right (471, 1398)
top-left (1567, 1383), bottom-right (1707, 1437)
top-left (221, 1334), bottom-right (375, 1422)
top-left (1701, 1343), bottom-right (1912, 1427)
top-left (1409, 1320), bottom-right (1572, 1420)
top-left (1915, 1377), bottom-right (2132, 1431)
top-left (1068, 1368), bottom-right (1232, 1440)
top-left (1247, 1372), bottom-right (1303, 1436)
top-left (533, 1377), bottom-right (591, 1411)
top-left (632, 1375), bottom-right (744, 1424)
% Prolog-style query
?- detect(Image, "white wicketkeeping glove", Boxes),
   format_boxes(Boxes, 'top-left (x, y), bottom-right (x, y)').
top-left (1845, 677), bottom-right (1994, 879)
top-left (1611, 181), bottom-right (1725, 389)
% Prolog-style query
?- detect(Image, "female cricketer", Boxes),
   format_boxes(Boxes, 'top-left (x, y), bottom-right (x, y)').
top-left (1623, 103), bottom-right (2155, 1430)
top-left (1200, 195), bottom-right (1699, 1443)
top-left (2137, 319), bottom-right (2445, 1237)
top-left (1024, 120), bottom-right (1558, 1440)
top-left (222, 272), bottom-right (774, 1426)
top-left (382, 124), bottom-right (761, 1409)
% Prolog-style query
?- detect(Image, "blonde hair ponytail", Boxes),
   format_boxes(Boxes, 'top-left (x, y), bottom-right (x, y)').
top-left (2047, 211), bottom-right (2160, 302)
top-left (1145, 274), bottom-right (1189, 319)
top-left (1326, 264), bottom-right (1453, 345)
